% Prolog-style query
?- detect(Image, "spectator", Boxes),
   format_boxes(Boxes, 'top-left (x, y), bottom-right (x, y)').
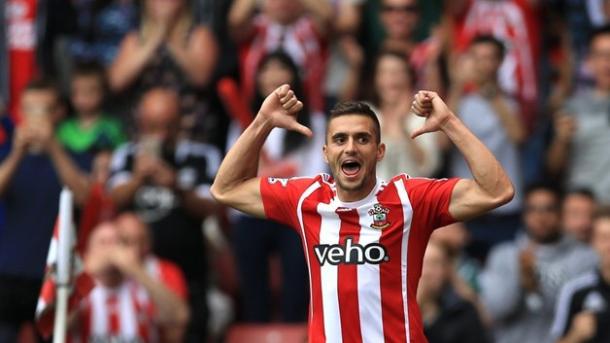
top-left (371, 50), bottom-right (440, 179)
top-left (323, 0), bottom-right (365, 106)
top-left (226, 51), bottom-right (325, 322)
top-left (448, 35), bottom-right (525, 257)
top-left (550, 206), bottom-right (610, 343)
top-left (418, 240), bottom-right (489, 343)
top-left (432, 222), bottom-right (481, 294)
top-left (228, 0), bottom-right (332, 112)
top-left (57, 62), bottom-right (125, 155)
top-left (444, 0), bottom-right (541, 126)
top-left (69, 0), bottom-right (137, 66)
top-left (480, 184), bottom-right (597, 343)
top-left (561, 189), bottom-right (597, 243)
top-left (74, 215), bottom-right (189, 343)
top-left (109, 0), bottom-right (218, 138)
top-left (547, 25), bottom-right (610, 205)
top-left (0, 78), bottom-right (92, 342)
top-left (376, 0), bottom-right (443, 91)
top-left (108, 87), bottom-right (222, 342)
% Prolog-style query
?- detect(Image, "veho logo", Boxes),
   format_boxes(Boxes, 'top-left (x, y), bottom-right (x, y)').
top-left (314, 237), bottom-right (389, 265)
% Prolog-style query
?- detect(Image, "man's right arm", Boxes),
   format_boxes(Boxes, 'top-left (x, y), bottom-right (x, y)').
top-left (210, 85), bottom-right (310, 217)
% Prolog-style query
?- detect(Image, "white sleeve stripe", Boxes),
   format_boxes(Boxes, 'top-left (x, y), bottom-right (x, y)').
top-left (107, 172), bottom-right (132, 190)
top-left (109, 143), bottom-right (134, 172)
top-left (549, 271), bottom-right (598, 339)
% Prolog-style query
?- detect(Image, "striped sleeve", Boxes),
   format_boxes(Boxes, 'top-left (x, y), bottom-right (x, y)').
top-left (550, 272), bottom-right (597, 340)
top-left (260, 176), bottom-right (317, 229)
top-left (401, 175), bottom-right (460, 232)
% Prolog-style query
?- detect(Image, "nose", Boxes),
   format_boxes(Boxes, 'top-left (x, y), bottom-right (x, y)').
top-left (344, 137), bottom-right (356, 154)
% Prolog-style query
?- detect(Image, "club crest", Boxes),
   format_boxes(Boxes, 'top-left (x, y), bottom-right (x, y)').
top-left (368, 204), bottom-right (390, 230)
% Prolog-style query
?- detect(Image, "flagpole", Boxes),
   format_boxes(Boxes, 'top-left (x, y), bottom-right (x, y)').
top-left (53, 188), bottom-right (73, 343)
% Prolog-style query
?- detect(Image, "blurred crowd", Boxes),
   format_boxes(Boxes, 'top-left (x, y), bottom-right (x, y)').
top-left (1, 0), bottom-right (610, 342)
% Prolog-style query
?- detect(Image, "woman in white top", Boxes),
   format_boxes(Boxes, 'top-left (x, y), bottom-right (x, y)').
top-left (371, 50), bottom-right (440, 179)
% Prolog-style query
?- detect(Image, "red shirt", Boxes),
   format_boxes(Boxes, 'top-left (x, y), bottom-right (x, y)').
top-left (239, 15), bottom-right (328, 112)
top-left (70, 257), bottom-right (188, 343)
top-left (6, 0), bottom-right (38, 123)
top-left (452, 0), bottom-right (540, 125)
top-left (260, 174), bottom-right (459, 342)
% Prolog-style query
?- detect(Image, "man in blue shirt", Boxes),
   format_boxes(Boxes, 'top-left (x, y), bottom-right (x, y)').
top-left (0, 78), bottom-right (92, 342)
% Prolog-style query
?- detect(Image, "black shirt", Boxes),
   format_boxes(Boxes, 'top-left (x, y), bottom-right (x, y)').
top-left (551, 269), bottom-right (610, 343)
top-left (108, 140), bottom-right (221, 283)
top-left (424, 286), bottom-right (490, 343)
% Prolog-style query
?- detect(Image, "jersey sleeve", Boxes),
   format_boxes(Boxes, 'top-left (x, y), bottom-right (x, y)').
top-left (402, 175), bottom-right (460, 231)
top-left (260, 176), bottom-right (314, 228)
top-left (157, 259), bottom-right (189, 300)
top-left (550, 281), bottom-right (582, 340)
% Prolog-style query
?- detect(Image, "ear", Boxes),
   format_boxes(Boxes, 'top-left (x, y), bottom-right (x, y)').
top-left (322, 144), bottom-right (329, 164)
top-left (377, 142), bottom-right (386, 162)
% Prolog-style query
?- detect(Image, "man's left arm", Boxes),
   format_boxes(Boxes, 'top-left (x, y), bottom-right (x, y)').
top-left (411, 91), bottom-right (514, 221)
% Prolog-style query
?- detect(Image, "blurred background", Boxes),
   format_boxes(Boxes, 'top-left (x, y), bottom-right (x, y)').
top-left (1, 0), bottom-right (610, 342)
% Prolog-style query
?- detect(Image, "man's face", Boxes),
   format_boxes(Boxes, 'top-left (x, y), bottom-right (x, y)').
top-left (562, 194), bottom-right (596, 242)
top-left (524, 190), bottom-right (561, 243)
top-left (86, 223), bottom-right (120, 277)
top-left (588, 34), bottom-right (610, 90)
top-left (592, 218), bottom-right (610, 266)
top-left (115, 215), bottom-right (150, 261)
top-left (380, 0), bottom-right (419, 40)
top-left (137, 89), bottom-right (180, 144)
top-left (470, 42), bottom-right (502, 84)
top-left (19, 89), bottom-right (62, 126)
top-left (323, 115), bottom-right (384, 195)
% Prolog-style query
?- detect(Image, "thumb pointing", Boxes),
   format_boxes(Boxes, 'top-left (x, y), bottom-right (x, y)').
top-left (291, 122), bottom-right (313, 138)
top-left (410, 125), bottom-right (429, 139)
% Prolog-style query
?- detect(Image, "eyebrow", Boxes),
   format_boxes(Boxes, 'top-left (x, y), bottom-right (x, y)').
top-left (330, 131), bottom-right (373, 140)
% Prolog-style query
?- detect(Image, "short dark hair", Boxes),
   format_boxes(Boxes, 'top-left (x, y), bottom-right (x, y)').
top-left (525, 182), bottom-right (563, 202)
top-left (72, 61), bottom-right (107, 88)
top-left (594, 206), bottom-right (610, 221)
top-left (25, 77), bottom-right (59, 94)
top-left (589, 24), bottom-right (610, 47)
top-left (328, 101), bottom-right (381, 143)
top-left (564, 188), bottom-right (596, 202)
top-left (470, 34), bottom-right (506, 59)
top-left (23, 77), bottom-right (61, 103)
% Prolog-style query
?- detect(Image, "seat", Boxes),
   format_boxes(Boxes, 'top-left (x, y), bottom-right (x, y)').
top-left (225, 323), bottom-right (308, 343)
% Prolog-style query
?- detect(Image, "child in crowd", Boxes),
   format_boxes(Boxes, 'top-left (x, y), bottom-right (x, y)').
top-left (57, 62), bottom-right (125, 154)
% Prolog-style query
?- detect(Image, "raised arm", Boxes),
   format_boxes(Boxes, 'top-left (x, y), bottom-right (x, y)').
top-left (210, 85), bottom-right (311, 216)
top-left (411, 91), bottom-right (514, 221)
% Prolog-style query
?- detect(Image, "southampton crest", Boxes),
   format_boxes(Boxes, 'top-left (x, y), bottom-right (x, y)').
top-left (368, 204), bottom-right (390, 230)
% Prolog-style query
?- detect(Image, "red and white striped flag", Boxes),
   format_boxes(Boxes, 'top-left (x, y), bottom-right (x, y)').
top-left (35, 192), bottom-right (96, 339)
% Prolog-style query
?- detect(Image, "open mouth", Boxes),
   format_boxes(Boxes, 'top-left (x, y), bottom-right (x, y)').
top-left (341, 160), bottom-right (361, 177)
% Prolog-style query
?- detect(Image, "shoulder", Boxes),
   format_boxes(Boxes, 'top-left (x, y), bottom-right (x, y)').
top-left (176, 141), bottom-right (221, 165)
top-left (558, 271), bottom-right (599, 306)
top-left (151, 257), bottom-right (188, 298)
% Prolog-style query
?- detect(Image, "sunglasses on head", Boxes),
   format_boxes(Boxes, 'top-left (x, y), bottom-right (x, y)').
top-left (382, 4), bottom-right (419, 13)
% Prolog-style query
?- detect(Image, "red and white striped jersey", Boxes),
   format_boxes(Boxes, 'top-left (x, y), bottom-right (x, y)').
top-left (260, 173), bottom-right (459, 343)
top-left (69, 257), bottom-right (188, 343)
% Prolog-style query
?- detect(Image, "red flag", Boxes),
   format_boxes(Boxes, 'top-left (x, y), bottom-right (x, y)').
top-left (34, 195), bottom-right (100, 339)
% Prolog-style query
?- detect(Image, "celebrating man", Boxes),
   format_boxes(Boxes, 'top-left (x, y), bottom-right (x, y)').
top-left (210, 85), bottom-right (514, 342)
